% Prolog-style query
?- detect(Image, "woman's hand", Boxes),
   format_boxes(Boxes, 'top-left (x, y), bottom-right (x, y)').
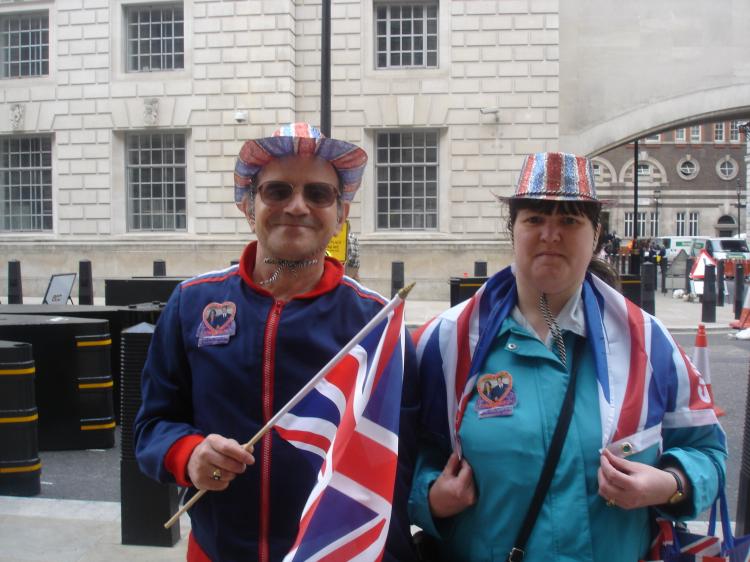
top-left (187, 434), bottom-right (255, 491)
top-left (597, 448), bottom-right (686, 509)
top-left (428, 452), bottom-right (477, 518)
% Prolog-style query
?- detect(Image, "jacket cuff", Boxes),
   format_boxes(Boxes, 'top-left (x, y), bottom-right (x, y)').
top-left (408, 467), bottom-right (453, 538)
top-left (655, 451), bottom-right (716, 521)
top-left (165, 434), bottom-right (205, 487)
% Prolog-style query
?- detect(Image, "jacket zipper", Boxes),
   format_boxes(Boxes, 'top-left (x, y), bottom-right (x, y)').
top-left (259, 299), bottom-right (284, 562)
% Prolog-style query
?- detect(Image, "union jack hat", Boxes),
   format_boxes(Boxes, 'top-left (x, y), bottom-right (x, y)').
top-left (509, 151), bottom-right (599, 202)
top-left (234, 122), bottom-right (368, 210)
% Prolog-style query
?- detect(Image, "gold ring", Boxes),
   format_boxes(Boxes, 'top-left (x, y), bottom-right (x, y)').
top-left (606, 498), bottom-right (616, 507)
top-left (211, 468), bottom-right (222, 481)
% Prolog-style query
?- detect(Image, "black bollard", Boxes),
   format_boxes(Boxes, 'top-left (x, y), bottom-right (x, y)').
top-left (391, 261), bottom-right (404, 298)
top-left (474, 261), bottom-right (487, 277)
top-left (716, 261), bottom-right (724, 307)
top-left (7, 260), bottom-right (22, 304)
top-left (701, 264), bottom-right (716, 324)
top-left (630, 249), bottom-right (641, 276)
top-left (737, 265), bottom-right (746, 320)
top-left (153, 260), bottom-right (166, 277)
top-left (685, 258), bottom-right (694, 294)
top-left (79, 260), bottom-right (93, 305)
top-left (641, 262), bottom-right (655, 315)
top-left (735, 359), bottom-right (750, 536)
top-left (660, 257), bottom-right (668, 295)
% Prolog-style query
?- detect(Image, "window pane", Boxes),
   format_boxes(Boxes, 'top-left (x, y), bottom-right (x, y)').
top-left (0, 136), bottom-right (53, 231)
top-left (374, 2), bottom-right (438, 69)
top-left (126, 4), bottom-right (184, 72)
top-left (374, 130), bottom-right (438, 231)
top-left (126, 132), bottom-right (187, 231)
top-left (0, 12), bottom-right (49, 78)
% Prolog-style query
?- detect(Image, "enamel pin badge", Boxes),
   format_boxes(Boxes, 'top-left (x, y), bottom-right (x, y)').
top-left (196, 301), bottom-right (237, 347)
top-left (475, 371), bottom-right (517, 418)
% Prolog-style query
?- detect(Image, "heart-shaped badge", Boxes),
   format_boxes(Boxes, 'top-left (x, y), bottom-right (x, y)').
top-left (202, 301), bottom-right (237, 334)
top-left (477, 371), bottom-right (513, 406)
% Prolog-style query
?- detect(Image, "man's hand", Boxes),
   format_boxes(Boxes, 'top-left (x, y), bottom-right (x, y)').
top-left (428, 452), bottom-right (477, 519)
top-left (187, 434), bottom-right (255, 491)
top-left (598, 448), bottom-right (685, 509)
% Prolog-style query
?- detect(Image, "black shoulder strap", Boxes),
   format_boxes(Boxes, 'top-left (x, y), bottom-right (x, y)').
top-left (507, 337), bottom-right (587, 562)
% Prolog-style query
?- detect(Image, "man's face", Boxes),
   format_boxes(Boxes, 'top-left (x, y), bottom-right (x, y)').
top-left (251, 155), bottom-right (348, 262)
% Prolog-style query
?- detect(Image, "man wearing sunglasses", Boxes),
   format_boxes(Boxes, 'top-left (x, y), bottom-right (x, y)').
top-left (135, 123), bottom-right (418, 561)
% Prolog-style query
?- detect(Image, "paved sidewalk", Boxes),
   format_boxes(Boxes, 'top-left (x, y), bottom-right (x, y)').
top-left (0, 290), bottom-right (745, 562)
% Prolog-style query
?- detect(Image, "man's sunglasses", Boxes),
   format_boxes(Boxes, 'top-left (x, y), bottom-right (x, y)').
top-left (256, 181), bottom-right (339, 208)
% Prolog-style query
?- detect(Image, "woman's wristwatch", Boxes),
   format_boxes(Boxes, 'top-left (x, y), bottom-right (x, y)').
top-left (663, 468), bottom-right (685, 504)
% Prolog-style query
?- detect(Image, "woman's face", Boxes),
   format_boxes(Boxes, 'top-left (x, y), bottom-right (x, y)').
top-left (512, 206), bottom-right (598, 300)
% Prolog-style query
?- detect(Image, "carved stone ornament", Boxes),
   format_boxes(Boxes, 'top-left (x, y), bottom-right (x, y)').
top-left (9, 104), bottom-right (24, 130)
top-left (144, 98), bottom-right (159, 126)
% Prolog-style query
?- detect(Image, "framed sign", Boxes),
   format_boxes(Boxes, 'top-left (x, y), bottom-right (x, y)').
top-left (325, 220), bottom-right (349, 263)
top-left (43, 273), bottom-right (77, 305)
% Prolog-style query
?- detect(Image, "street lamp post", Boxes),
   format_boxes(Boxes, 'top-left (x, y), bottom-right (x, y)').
top-left (738, 179), bottom-right (743, 237)
top-left (653, 188), bottom-right (661, 238)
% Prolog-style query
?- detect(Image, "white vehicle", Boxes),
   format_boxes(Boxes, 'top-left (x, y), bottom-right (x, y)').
top-left (691, 237), bottom-right (750, 260)
top-left (659, 236), bottom-right (696, 261)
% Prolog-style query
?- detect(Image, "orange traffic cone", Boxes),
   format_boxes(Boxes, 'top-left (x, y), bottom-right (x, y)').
top-left (692, 324), bottom-right (725, 417)
top-left (730, 288), bottom-right (750, 329)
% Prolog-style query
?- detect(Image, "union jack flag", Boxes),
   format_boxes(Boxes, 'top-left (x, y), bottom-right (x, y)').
top-left (275, 301), bottom-right (405, 562)
top-left (413, 266), bottom-right (719, 457)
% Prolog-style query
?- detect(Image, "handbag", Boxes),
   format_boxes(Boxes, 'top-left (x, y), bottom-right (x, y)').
top-left (641, 488), bottom-right (750, 562)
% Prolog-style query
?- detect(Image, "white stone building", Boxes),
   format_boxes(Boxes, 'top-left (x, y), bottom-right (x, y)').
top-left (0, 0), bottom-right (562, 300)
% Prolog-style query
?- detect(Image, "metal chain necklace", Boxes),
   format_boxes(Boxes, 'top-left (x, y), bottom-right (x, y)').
top-left (539, 293), bottom-right (567, 368)
top-left (257, 256), bottom-right (319, 287)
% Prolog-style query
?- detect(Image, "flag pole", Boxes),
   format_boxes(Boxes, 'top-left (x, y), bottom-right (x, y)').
top-left (164, 282), bottom-right (415, 528)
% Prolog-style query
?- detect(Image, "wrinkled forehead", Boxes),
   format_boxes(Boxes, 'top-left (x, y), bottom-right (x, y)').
top-left (255, 154), bottom-right (340, 187)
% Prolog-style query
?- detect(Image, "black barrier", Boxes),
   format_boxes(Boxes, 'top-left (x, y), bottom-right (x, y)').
top-left (0, 314), bottom-right (115, 451)
top-left (0, 340), bottom-right (40, 496)
top-left (736, 359), bottom-right (750, 536)
top-left (153, 260), bottom-right (166, 277)
top-left (474, 261), bottom-right (487, 277)
top-left (737, 265), bottom-right (746, 320)
top-left (120, 323), bottom-right (181, 546)
top-left (685, 258), bottom-right (694, 294)
top-left (641, 263), bottom-right (655, 315)
top-left (701, 265), bottom-right (717, 323)
top-left (717, 261), bottom-right (725, 307)
top-left (391, 262), bottom-right (404, 298)
top-left (629, 250), bottom-right (641, 276)
top-left (104, 278), bottom-right (183, 306)
top-left (620, 274), bottom-right (641, 307)
top-left (449, 276), bottom-right (487, 307)
top-left (8, 261), bottom-right (22, 304)
top-left (79, 260), bottom-right (93, 305)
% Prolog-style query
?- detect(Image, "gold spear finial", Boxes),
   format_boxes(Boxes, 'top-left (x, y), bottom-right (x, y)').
top-left (397, 282), bottom-right (416, 300)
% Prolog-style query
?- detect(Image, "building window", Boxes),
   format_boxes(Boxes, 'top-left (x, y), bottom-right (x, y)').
top-left (126, 132), bottom-right (186, 231)
top-left (730, 121), bottom-right (741, 142)
top-left (676, 212), bottom-right (685, 236)
top-left (717, 158), bottom-right (737, 180)
top-left (0, 136), bottom-right (53, 231)
top-left (375, 130), bottom-right (438, 230)
top-left (677, 158), bottom-right (698, 180)
top-left (674, 128), bottom-right (686, 142)
top-left (375, 3), bottom-right (438, 69)
top-left (688, 211), bottom-right (699, 236)
top-left (0, 12), bottom-right (49, 78)
top-left (645, 133), bottom-right (660, 143)
top-left (624, 212), bottom-right (646, 238)
top-left (714, 122), bottom-right (725, 143)
top-left (125, 4), bottom-right (184, 72)
top-left (637, 163), bottom-right (650, 177)
top-left (649, 212), bottom-right (659, 237)
top-left (690, 125), bottom-right (701, 143)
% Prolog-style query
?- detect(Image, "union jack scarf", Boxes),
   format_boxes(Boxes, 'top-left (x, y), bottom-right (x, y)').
top-left (413, 266), bottom-right (719, 456)
top-left (276, 301), bottom-right (405, 562)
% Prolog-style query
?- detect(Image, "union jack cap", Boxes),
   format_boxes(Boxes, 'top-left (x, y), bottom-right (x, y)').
top-left (511, 152), bottom-right (599, 202)
top-left (234, 122), bottom-right (368, 210)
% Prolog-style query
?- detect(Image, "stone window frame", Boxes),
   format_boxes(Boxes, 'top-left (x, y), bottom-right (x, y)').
top-left (373, 1), bottom-right (439, 69)
top-left (0, 9), bottom-right (49, 79)
top-left (674, 128), bottom-right (686, 142)
top-left (124, 2), bottom-right (184, 73)
top-left (688, 211), bottom-right (699, 236)
top-left (675, 211), bottom-right (685, 236)
top-left (690, 125), bottom-right (701, 143)
top-left (714, 122), bottom-right (725, 143)
top-left (716, 156), bottom-right (738, 181)
top-left (676, 156), bottom-right (699, 180)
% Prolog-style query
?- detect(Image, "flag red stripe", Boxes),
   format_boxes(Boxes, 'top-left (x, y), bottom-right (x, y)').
top-left (334, 432), bottom-right (398, 501)
top-left (316, 518), bottom-right (386, 562)
top-left (275, 427), bottom-right (331, 453)
top-left (372, 303), bottom-right (404, 388)
top-left (614, 301), bottom-right (647, 441)
top-left (546, 152), bottom-right (562, 190)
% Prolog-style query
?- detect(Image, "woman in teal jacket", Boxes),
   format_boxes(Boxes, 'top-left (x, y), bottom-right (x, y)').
top-left (409, 152), bottom-right (726, 562)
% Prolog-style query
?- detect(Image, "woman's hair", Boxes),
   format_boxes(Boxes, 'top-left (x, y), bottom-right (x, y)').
top-left (506, 198), bottom-right (620, 289)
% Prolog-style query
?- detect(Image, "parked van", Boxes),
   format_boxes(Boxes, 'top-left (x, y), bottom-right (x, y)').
top-left (659, 236), bottom-right (696, 261)
top-left (690, 237), bottom-right (750, 260)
